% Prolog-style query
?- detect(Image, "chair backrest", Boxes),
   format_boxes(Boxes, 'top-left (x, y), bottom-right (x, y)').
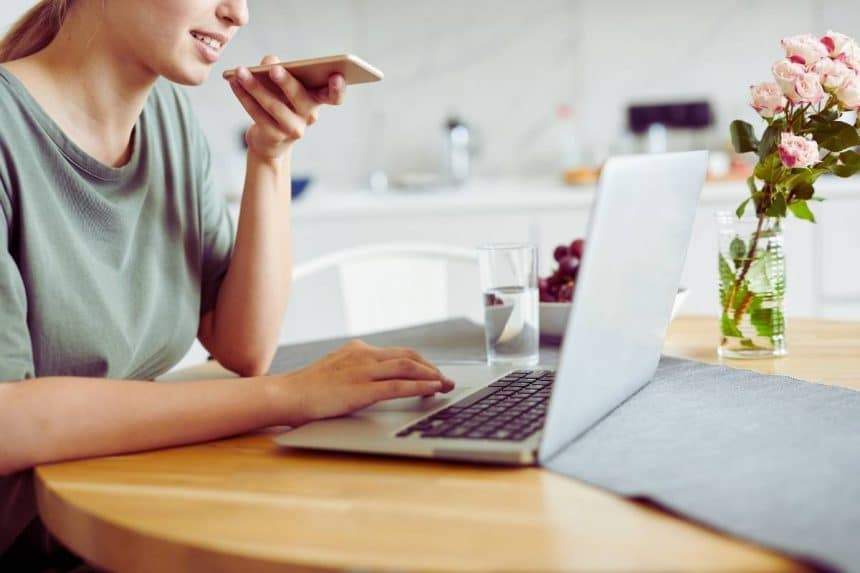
top-left (293, 243), bottom-right (480, 336)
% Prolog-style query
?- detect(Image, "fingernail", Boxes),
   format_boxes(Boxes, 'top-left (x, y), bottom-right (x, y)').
top-left (237, 67), bottom-right (251, 81)
top-left (271, 66), bottom-right (285, 79)
top-left (433, 381), bottom-right (444, 391)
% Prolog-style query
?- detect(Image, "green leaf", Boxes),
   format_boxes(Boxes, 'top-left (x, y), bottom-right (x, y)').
top-left (784, 168), bottom-right (826, 190)
top-left (831, 165), bottom-right (860, 177)
top-left (746, 251), bottom-right (775, 293)
top-left (721, 312), bottom-right (744, 338)
top-left (719, 254), bottom-right (736, 306)
top-left (788, 199), bottom-right (816, 223)
top-left (746, 176), bottom-right (758, 195)
top-left (732, 282), bottom-right (750, 311)
top-left (788, 181), bottom-right (814, 201)
top-left (736, 197), bottom-right (751, 219)
top-left (810, 109), bottom-right (840, 123)
top-left (729, 236), bottom-right (746, 267)
top-left (765, 192), bottom-right (787, 218)
top-left (819, 153), bottom-right (839, 168)
top-left (842, 150), bottom-right (860, 168)
top-left (757, 124), bottom-right (781, 161)
top-left (749, 302), bottom-right (785, 339)
top-left (832, 150), bottom-right (860, 177)
top-left (754, 154), bottom-right (785, 184)
top-left (811, 121), bottom-right (860, 152)
top-left (751, 190), bottom-right (766, 214)
top-left (730, 120), bottom-right (759, 154)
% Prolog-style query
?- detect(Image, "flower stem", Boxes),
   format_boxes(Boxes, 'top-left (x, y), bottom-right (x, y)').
top-left (722, 211), bottom-right (766, 320)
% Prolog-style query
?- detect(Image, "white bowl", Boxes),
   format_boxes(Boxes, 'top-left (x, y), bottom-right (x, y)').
top-left (539, 287), bottom-right (689, 339)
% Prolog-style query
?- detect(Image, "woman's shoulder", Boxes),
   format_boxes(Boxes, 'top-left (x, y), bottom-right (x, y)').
top-left (0, 66), bottom-right (30, 127)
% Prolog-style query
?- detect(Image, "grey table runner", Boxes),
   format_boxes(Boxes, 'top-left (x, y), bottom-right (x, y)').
top-left (270, 319), bottom-right (860, 572)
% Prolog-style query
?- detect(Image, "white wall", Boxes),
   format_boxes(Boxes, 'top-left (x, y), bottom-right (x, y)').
top-left (2, 1), bottom-right (858, 194)
top-left (0, 0), bottom-right (34, 30)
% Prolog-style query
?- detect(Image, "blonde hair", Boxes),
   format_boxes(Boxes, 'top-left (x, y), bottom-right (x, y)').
top-left (0, 0), bottom-right (72, 63)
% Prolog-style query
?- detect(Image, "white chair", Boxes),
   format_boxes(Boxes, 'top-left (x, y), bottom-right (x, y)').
top-left (291, 242), bottom-right (481, 337)
top-left (169, 243), bottom-right (482, 372)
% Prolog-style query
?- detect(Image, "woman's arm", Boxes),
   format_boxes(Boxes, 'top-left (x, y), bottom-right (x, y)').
top-left (0, 340), bottom-right (454, 476)
top-left (0, 372), bottom-right (277, 475)
top-left (199, 56), bottom-right (346, 376)
top-left (198, 151), bottom-right (293, 376)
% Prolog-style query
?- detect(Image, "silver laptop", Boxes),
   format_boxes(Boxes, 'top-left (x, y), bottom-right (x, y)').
top-left (275, 151), bottom-right (708, 465)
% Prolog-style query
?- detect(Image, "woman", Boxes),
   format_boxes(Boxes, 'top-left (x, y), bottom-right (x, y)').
top-left (0, 0), bottom-right (454, 566)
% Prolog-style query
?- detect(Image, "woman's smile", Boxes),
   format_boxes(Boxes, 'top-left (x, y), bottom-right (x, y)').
top-left (190, 30), bottom-right (226, 63)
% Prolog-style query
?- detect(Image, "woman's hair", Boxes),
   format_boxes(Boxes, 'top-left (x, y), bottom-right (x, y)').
top-left (0, 0), bottom-right (72, 63)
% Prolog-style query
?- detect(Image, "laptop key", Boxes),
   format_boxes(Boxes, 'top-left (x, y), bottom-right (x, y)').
top-left (453, 387), bottom-right (499, 409)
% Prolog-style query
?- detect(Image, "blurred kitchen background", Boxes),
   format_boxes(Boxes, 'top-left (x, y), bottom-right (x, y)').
top-left (2, 1), bottom-right (859, 362)
top-left (4, 1), bottom-right (856, 190)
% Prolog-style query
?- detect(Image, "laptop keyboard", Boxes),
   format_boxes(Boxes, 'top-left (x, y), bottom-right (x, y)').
top-left (395, 369), bottom-right (554, 441)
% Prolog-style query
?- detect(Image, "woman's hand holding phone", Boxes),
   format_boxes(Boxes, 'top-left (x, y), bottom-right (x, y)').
top-left (227, 55), bottom-right (347, 161)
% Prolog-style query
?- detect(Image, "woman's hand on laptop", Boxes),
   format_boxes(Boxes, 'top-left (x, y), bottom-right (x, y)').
top-left (273, 340), bottom-right (455, 427)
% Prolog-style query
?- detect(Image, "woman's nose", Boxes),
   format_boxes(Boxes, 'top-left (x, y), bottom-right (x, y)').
top-left (217, 0), bottom-right (249, 28)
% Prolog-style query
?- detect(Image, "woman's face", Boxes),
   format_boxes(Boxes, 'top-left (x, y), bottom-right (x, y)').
top-left (98, 0), bottom-right (249, 85)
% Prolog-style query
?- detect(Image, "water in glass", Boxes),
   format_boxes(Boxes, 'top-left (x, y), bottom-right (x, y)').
top-left (483, 285), bottom-right (539, 365)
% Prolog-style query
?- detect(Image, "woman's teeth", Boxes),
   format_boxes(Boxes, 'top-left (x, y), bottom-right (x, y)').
top-left (191, 32), bottom-right (222, 50)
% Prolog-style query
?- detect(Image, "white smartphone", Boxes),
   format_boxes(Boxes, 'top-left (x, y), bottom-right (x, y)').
top-left (222, 53), bottom-right (383, 89)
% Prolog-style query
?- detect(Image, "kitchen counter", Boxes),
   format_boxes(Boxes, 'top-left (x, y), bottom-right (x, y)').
top-left (241, 176), bottom-right (860, 221)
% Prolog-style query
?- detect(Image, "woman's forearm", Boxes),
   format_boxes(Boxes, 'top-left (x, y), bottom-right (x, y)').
top-left (0, 375), bottom-right (283, 476)
top-left (206, 150), bottom-right (294, 375)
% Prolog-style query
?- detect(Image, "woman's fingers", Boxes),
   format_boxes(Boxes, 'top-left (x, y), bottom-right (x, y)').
top-left (228, 78), bottom-right (280, 133)
top-left (371, 379), bottom-right (446, 401)
top-left (234, 67), bottom-right (306, 139)
top-left (363, 345), bottom-right (454, 388)
top-left (267, 66), bottom-right (319, 119)
top-left (372, 358), bottom-right (444, 382)
top-left (312, 74), bottom-right (347, 105)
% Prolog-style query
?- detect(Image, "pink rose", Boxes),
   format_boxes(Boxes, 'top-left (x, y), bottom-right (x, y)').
top-left (813, 57), bottom-right (854, 90)
top-left (836, 75), bottom-right (860, 109)
top-left (750, 82), bottom-right (787, 118)
top-left (781, 34), bottom-right (829, 67)
top-left (820, 31), bottom-right (858, 60)
top-left (772, 59), bottom-right (806, 98)
top-left (778, 133), bottom-right (820, 169)
top-left (792, 72), bottom-right (825, 104)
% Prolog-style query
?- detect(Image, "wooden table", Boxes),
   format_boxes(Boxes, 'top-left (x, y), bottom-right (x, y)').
top-left (35, 317), bottom-right (859, 572)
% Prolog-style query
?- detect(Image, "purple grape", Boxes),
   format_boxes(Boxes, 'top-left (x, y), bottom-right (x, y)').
top-left (553, 245), bottom-right (570, 262)
top-left (559, 255), bottom-right (580, 278)
top-left (570, 238), bottom-right (585, 259)
top-left (558, 282), bottom-right (574, 302)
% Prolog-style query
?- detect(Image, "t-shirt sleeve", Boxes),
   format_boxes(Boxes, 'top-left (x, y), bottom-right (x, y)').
top-left (196, 127), bottom-right (235, 316)
top-left (0, 186), bottom-right (34, 383)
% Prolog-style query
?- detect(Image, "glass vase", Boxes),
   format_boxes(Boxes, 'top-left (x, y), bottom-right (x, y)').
top-left (716, 212), bottom-right (786, 359)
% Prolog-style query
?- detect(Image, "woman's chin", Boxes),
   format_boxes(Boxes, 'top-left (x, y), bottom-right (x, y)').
top-left (164, 64), bottom-right (213, 86)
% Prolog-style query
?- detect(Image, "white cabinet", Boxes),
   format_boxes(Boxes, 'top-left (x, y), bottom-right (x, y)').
top-left (228, 177), bottom-right (860, 347)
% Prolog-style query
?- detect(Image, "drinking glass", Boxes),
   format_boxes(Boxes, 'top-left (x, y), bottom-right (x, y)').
top-left (478, 243), bottom-right (539, 366)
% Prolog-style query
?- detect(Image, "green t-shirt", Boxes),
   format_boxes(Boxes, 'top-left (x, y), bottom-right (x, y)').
top-left (0, 66), bottom-right (235, 556)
